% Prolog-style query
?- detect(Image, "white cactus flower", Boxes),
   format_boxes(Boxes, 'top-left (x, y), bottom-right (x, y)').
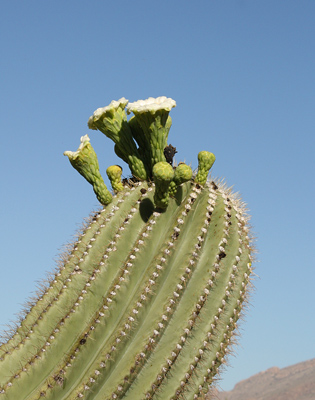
top-left (126, 96), bottom-right (176, 115)
top-left (88, 97), bottom-right (129, 129)
top-left (64, 135), bottom-right (90, 159)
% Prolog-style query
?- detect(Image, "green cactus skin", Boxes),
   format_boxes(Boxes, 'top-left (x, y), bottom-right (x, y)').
top-left (0, 97), bottom-right (254, 400)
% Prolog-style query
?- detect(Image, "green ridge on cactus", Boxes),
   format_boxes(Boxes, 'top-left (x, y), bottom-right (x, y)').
top-left (0, 96), bottom-right (255, 400)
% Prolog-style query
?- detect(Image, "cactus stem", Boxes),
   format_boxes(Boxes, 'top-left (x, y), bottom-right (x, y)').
top-left (1, 97), bottom-right (255, 400)
top-left (0, 179), bottom-right (254, 400)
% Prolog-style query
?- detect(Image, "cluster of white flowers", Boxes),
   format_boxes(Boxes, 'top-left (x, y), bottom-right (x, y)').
top-left (88, 97), bottom-right (176, 129)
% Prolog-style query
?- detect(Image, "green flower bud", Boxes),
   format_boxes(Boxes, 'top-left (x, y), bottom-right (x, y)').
top-left (173, 163), bottom-right (193, 186)
top-left (169, 163), bottom-right (193, 197)
top-left (152, 161), bottom-right (175, 209)
top-left (195, 151), bottom-right (216, 186)
top-left (106, 165), bottom-right (124, 192)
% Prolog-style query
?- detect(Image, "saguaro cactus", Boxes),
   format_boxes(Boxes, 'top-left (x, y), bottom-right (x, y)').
top-left (0, 97), bottom-right (254, 400)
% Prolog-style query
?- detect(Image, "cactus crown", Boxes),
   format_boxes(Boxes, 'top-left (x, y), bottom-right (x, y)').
top-left (0, 97), bottom-right (254, 400)
top-left (65, 96), bottom-right (216, 209)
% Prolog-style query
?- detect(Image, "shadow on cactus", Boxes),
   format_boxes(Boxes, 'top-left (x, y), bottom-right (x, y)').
top-left (0, 97), bottom-right (255, 400)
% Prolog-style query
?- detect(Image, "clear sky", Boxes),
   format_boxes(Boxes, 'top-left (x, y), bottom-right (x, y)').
top-left (1, 0), bottom-right (314, 392)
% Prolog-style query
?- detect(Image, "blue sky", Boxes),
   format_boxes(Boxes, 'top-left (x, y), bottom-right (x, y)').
top-left (1, 0), bottom-right (314, 392)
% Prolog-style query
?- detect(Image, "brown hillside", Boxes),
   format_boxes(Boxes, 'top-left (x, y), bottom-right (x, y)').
top-left (211, 358), bottom-right (315, 400)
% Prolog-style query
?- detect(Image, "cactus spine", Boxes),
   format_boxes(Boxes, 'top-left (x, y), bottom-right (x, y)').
top-left (0, 97), bottom-right (254, 400)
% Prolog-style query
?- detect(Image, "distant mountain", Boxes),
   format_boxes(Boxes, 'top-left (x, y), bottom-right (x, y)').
top-left (211, 358), bottom-right (315, 400)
